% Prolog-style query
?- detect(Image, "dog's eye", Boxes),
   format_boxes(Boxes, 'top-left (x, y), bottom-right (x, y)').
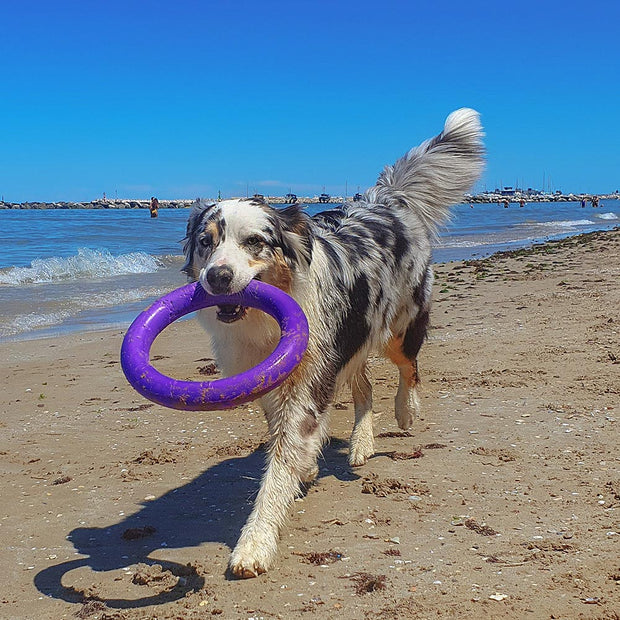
top-left (199, 233), bottom-right (213, 248)
top-left (245, 235), bottom-right (264, 248)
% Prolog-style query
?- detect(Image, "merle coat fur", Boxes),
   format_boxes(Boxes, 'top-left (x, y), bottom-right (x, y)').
top-left (182, 108), bottom-right (484, 577)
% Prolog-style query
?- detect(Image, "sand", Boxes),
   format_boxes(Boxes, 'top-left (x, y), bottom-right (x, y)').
top-left (1, 229), bottom-right (618, 619)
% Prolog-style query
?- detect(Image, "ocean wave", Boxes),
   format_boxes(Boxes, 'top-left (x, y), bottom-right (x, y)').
top-left (435, 238), bottom-right (500, 248)
top-left (3, 309), bottom-right (74, 337)
top-left (0, 248), bottom-right (163, 285)
top-left (532, 219), bottom-right (595, 228)
top-left (0, 285), bottom-right (169, 338)
top-left (595, 212), bottom-right (618, 220)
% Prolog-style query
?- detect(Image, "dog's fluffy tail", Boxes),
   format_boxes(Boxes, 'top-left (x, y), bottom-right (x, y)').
top-left (369, 108), bottom-right (484, 234)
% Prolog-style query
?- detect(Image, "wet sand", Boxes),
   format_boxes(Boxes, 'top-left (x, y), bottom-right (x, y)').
top-left (1, 228), bottom-right (618, 619)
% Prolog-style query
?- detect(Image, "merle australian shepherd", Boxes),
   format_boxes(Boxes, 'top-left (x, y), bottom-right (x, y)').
top-left (182, 109), bottom-right (484, 578)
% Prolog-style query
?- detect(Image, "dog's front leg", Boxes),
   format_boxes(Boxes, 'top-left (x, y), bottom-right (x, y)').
top-left (229, 399), bottom-right (324, 578)
top-left (348, 365), bottom-right (375, 467)
top-left (228, 451), bottom-right (297, 578)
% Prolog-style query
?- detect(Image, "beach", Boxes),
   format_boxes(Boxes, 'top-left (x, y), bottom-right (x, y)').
top-left (0, 228), bottom-right (618, 619)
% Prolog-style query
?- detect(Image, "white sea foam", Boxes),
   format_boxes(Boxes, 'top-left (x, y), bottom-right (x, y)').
top-left (435, 238), bottom-right (501, 248)
top-left (0, 285), bottom-right (168, 338)
top-left (533, 219), bottom-right (595, 228)
top-left (0, 248), bottom-right (162, 285)
top-left (78, 286), bottom-right (168, 310)
top-left (596, 212), bottom-right (618, 220)
top-left (4, 310), bottom-right (74, 336)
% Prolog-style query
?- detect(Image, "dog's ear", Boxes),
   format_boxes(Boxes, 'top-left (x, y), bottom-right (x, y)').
top-left (181, 200), bottom-right (215, 276)
top-left (275, 204), bottom-right (313, 267)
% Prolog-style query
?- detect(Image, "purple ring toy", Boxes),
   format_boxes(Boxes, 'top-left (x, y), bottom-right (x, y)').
top-left (120, 280), bottom-right (309, 411)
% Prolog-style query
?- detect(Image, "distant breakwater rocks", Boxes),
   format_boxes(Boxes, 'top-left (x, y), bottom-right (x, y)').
top-left (0, 197), bottom-right (338, 209)
top-left (2, 194), bottom-right (618, 210)
top-left (469, 192), bottom-right (619, 204)
top-left (0, 199), bottom-right (194, 210)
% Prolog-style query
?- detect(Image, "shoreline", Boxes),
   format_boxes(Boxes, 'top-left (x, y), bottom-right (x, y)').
top-left (1, 195), bottom-right (619, 209)
top-left (1, 228), bottom-right (616, 346)
top-left (461, 225), bottom-right (620, 262)
top-left (1, 227), bottom-right (618, 618)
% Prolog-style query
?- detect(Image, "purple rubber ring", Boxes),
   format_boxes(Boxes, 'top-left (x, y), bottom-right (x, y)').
top-left (120, 280), bottom-right (309, 411)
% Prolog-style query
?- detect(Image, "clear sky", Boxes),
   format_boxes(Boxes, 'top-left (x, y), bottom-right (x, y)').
top-left (1, 0), bottom-right (618, 202)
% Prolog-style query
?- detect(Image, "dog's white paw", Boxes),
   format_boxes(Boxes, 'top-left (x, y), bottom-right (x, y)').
top-left (229, 555), bottom-right (267, 579)
top-left (348, 445), bottom-right (374, 467)
top-left (229, 531), bottom-right (277, 579)
top-left (395, 388), bottom-right (420, 430)
top-left (395, 409), bottom-right (414, 430)
top-left (349, 433), bottom-right (374, 467)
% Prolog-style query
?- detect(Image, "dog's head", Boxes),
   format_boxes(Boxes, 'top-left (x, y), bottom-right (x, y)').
top-left (182, 197), bottom-right (311, 323)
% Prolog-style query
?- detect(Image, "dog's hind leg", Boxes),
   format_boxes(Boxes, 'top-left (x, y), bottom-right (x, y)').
top-left (386, 309), bottom-right (429, 430)
top-left (394, 357), bottom-right (421, 430)
top-left (348, 364), bottom-right (375, 467)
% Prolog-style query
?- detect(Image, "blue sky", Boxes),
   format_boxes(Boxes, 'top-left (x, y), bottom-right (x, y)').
top-left (1, 0), bottom-right (618, 201)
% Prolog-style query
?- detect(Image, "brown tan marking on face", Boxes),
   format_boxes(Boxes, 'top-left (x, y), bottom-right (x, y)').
top-left (254, 250), bottom-right (293, 294)
top-left (204, 220), bottom-right (220, 245)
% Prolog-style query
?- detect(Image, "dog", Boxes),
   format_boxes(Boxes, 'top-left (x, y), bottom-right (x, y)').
top-left (182, 108), bottom-right (484, 578)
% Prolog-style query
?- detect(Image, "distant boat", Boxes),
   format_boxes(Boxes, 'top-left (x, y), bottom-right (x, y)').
top-left (318, 193), bottom-right (330, 203)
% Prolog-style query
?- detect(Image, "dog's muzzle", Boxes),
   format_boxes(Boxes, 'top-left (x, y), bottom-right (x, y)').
top-left (205, 266), bottom-right (249, 323)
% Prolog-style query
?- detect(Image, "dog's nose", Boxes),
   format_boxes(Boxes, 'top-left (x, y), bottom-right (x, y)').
top-left (206, 265), bottom-right (234, 294)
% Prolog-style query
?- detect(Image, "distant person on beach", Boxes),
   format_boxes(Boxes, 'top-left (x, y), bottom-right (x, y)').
top-left (581, 198), bottom-right (586, 208)
top-left (519, 199), bottom-right (525, 207)
top-left (503, 200), bottom-right (509, 208)
top-left (150, 196), bottom-right (159, 218)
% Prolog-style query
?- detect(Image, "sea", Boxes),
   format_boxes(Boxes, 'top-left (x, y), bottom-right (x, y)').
top-left (0, 201), bottom-right (618, 342)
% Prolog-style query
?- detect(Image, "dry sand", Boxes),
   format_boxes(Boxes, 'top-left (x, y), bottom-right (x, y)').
top-left (1, 229), bottom-right (618, 620)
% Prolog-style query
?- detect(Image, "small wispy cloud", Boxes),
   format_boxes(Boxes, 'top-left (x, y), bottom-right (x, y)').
top-left (234, 180), bottom-right (326, 193)
top-left (233, 179), bottom-right (287, 189)
top-left (256, 180), bottom-right (285, 187)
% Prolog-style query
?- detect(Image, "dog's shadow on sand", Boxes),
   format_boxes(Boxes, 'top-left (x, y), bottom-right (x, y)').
top-left (34, 438), bottom-right (357, 609)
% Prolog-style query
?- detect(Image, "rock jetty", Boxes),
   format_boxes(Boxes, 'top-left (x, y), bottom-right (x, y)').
top-left (0, 199), bottom-right (193, 210)
top-left (1, 193), bottom-right (617, 209)
top-left (466, 191), bottom-right (619, 204)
